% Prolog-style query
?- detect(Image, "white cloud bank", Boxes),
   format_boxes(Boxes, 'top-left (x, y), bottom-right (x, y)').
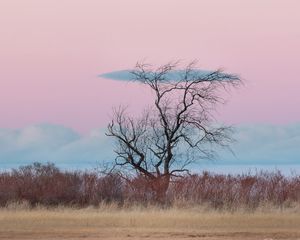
top-left (0, 124), bottom-right (112, 170)
top-left (0, 123), bottom-right (299, 171)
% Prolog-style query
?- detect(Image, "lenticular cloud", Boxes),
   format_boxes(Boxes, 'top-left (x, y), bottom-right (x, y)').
top-left (100, 69), bottom-right (215, 82)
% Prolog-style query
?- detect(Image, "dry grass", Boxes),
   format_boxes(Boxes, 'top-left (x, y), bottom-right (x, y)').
top-left (0, 206), bottom-right (300, 240)
top-left (1, 163), bottom-right (300, 239)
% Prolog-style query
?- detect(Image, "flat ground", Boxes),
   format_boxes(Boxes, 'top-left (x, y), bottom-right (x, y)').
top-left (0, 207), bottom-right (300, 240)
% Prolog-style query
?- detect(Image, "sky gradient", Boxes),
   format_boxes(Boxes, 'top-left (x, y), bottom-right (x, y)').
top-left (0, 0), bottom-right (299, 133)
top-left (0, 1), bottom-right (299, 170)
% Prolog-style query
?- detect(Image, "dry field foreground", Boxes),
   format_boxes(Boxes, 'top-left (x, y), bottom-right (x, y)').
top-left (0, 207), bottom-right (300, 240)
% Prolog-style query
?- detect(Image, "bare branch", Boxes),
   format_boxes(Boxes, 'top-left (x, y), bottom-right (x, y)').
top-left (106, 60), bottom-right (242, 201)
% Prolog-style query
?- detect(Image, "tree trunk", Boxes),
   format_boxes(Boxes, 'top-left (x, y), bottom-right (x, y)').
top-left (151, 175), bottom-right (170, 204)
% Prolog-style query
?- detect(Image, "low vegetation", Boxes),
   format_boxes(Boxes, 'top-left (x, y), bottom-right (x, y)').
top-left (1, 207), bottom-right (300, 240)
top-left (0, 162), bottom-right (299, 211)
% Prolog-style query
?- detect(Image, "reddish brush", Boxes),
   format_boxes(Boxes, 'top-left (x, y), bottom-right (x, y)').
top-left (0, 163), bottom-right (299, 209)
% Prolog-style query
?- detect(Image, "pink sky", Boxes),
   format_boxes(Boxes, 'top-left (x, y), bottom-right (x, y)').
top-left (0, 0), bottom-right (299, 133)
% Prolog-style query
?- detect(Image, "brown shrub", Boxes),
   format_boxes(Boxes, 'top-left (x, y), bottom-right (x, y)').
top-left (0, 163), bottom-right (299, 210)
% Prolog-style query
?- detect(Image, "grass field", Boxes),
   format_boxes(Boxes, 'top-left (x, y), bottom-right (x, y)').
top-left (0, 206), bottom-right (300, 240)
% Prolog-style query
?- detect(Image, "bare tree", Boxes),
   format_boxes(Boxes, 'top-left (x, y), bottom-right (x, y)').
top-left (106, 61), bottom-right (241, 202)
